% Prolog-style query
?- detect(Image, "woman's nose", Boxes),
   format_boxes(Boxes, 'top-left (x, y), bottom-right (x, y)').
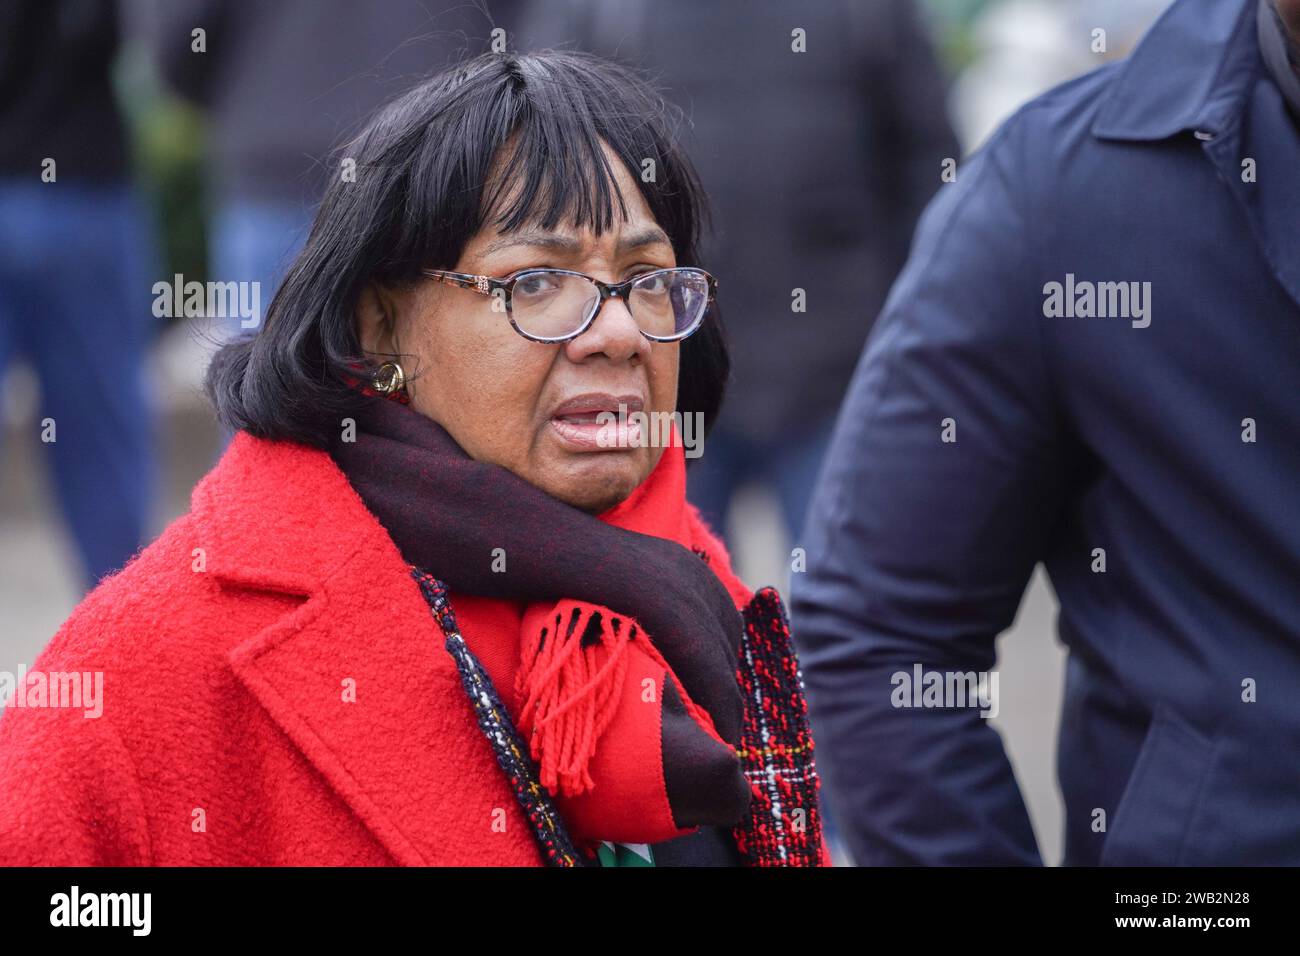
top-left (563, 293), bottom-right (649, 364)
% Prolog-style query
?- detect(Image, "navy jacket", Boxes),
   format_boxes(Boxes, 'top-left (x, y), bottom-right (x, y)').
top-left (792, 0), bottom-right (1300, 865)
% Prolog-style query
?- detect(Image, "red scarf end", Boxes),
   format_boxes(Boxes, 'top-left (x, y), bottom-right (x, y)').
top-left (514, 601), bottom-right (635, 797)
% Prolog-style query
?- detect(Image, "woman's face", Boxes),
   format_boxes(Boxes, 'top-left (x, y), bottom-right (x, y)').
top-left (357, 142), bottom-right (680, 513)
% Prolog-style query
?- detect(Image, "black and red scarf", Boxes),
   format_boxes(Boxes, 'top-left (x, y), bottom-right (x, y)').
top-left (328, 381), bottom-right (826, 866)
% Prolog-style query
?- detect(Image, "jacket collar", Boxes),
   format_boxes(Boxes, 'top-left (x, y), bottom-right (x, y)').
top-left (1092, 0), bottom-right (1259, 141)
top-left (1091, 0), bottom-right (1300, 310)
top-left (190, 431), bottom-right (533, 865)
top-left (190, 430), bottom-right (377, 593)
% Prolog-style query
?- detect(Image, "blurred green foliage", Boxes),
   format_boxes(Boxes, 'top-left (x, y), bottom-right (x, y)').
top-left (134, 99), bottom-right (208, 287)
top-left (923, 0), bottom-right (998, 71)
top-left (115, 44), bottom-right (209, 292)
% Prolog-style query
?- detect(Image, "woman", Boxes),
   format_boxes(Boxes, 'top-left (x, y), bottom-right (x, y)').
top-left (0, 51), bottom-right (828, 867)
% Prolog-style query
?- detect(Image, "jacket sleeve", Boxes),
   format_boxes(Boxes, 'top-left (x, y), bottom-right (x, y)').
top-left (792, 108), bottom-right (1067, 865)
top-left (0, 692), bottom-right (152, 866)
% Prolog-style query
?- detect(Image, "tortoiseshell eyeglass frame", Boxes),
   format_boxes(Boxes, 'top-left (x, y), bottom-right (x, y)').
top-left (419, 266), bottom-right (718, 344)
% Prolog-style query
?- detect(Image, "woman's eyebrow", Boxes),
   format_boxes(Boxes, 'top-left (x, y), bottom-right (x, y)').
top-left (615, 227), bottom-right (673, 253)
top-left (481, 231), bottom-right (576, 256)
top-left (481, 226), bottom-right (672, 257)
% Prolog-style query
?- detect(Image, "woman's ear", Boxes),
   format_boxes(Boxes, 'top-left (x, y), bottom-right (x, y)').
top-left (355, 281), bottom-right (399, 359)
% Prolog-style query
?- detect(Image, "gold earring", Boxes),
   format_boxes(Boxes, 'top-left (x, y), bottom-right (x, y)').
top-left (373, 361), bottom-right (407, 396)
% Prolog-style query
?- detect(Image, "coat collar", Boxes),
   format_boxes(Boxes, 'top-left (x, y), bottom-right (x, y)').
top-left (190, 431), bottom-right (535, 865)
top-left (1091, 0), bottom-right (1258, 142)
top-left (190, 430), bottom-right (380, 593)
top-left (1091, 0), bottom-right (1300, 310)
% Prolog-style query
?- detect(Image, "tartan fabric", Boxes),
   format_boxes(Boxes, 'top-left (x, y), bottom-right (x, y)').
top-left (730, 587), bottom-right (826, 866)
top-left (411, 566), bottom-right (826, 867)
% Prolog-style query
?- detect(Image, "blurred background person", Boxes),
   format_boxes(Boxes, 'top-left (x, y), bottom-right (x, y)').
top-left (0, 0), bottom-right (159, 592)
top-left (518, 0), bottom-right (960, 582)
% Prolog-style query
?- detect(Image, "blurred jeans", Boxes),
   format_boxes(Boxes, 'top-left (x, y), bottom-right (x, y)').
top-left (0, 179), bottom-right (158, 591)
top-left (209, 198), bottom-right (312, 449)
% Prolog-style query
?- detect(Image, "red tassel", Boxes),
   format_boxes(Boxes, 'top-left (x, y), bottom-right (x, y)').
top-left (514, 601), bottom-right (632, 797)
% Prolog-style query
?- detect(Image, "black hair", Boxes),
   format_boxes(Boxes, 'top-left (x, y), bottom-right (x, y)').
top-left (205, 50), bottom-right (729, 448)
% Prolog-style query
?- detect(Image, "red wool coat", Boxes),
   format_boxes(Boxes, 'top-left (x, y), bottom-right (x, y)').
top-left (0, 431), bottom-right (830, 866)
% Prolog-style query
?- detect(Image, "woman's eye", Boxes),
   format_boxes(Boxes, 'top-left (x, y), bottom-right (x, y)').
top-left (515, 273), bottom-right (561, 297)
top-left (634, 271), bottom-right (670, 293)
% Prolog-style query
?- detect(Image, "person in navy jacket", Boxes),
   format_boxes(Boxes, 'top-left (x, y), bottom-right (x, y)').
top-left (793, 0), bottom-right (1300, 865)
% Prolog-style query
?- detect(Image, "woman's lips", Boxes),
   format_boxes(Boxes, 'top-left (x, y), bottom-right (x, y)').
top-left (549, 393), bottom-right (644, 451)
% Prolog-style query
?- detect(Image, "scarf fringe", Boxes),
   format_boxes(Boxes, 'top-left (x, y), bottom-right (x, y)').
top-left (514, 600), bottom-right (727, 798)
top-left (514, 602), bottom-right (632, 796)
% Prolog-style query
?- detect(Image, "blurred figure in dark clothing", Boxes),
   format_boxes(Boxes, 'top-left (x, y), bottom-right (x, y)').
top-left (150, 0), bottom-right (523, 443)
top-left (518, 0), bottom-right (958, 544)
top-left (0, 0), bottom-right (159, 590)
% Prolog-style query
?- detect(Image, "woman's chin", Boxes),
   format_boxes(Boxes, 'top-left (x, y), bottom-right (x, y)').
top-left (532, 450), bottom-right (649, 513)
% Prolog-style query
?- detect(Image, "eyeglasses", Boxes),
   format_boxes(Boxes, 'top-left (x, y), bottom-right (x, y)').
top-left (420, 266), bottom-right (717, 344)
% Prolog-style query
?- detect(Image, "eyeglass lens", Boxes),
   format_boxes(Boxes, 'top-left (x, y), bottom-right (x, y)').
top-left (509, 270), bottom-right (708, 340)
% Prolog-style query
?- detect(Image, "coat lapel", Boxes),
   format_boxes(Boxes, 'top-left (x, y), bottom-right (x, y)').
top-left (189, 432), bottom-right (540, 866)
top-left (1203, 83), bottom-right (1300, 313)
